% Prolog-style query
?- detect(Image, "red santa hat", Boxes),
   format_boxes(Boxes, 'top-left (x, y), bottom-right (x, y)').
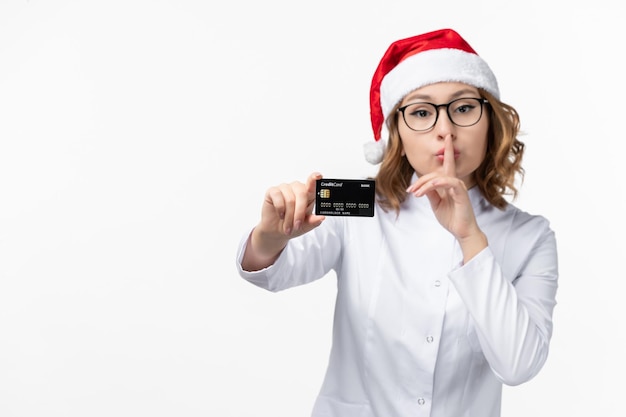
top-left (364, 28), bottom-right (500, 164)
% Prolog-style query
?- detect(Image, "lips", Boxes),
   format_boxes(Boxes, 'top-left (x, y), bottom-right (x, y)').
top-left (435, 147), bottom-right (460, 160)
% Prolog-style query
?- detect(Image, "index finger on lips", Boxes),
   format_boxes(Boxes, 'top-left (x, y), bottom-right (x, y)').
top-left (443, 134), bottom-right (456, 178)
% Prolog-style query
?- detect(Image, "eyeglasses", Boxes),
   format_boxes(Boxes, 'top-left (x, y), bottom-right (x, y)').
top-left (397, 97), bottom-right (489, 132)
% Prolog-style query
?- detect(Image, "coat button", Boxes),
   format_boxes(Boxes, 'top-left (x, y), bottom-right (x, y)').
top-left (426, 335), bottom-right (434, 343)
top-left (417, 397), bottom-right (425, 405)
top-left (434, 280), bottom-right (441, 287)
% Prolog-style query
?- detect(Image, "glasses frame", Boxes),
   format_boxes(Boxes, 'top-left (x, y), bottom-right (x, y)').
top-left (397, 97), bottom-right (489, 132)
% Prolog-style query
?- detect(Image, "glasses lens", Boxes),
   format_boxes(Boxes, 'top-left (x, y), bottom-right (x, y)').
top-left (402, 102), bottom-right (438, 131)
top-left (448, 98), bottom-right (483, 127)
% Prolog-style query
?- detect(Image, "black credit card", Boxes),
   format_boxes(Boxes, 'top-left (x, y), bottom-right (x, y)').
top-left (315, 179), bottom-right (375, 217)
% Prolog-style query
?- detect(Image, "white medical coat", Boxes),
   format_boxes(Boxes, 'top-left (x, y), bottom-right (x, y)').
top-left (236, 186), bottom-right (558, 417)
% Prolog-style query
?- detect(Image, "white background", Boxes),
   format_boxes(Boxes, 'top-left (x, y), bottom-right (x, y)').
top-left (0, 0), bottom-right (624, 416)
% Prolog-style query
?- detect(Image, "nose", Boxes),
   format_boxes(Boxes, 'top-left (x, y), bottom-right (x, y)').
top-left (433, 106), bottom-right (455, 138)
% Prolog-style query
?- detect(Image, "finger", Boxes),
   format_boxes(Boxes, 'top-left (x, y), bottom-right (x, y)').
top-left (265, 186), bottom-right (286, 219)
top-left (276, 184), bottom-right (297, 235)
top-left (423, 188), bottom-right (442, 210)
top-left (406, 171), bottom-right (445, 195)
top-left (305, 172), bottom-right (323, 202)
top-left (293, 181), bottom-right (313, 232)
top-left (300, 172), bottom-right (326, 230)
top-left (409, 176), bottom-right (457, 198)
top-left (406, 171), bottom-right (435, 193)
top-left (443, 134), bottom-right (456, 178)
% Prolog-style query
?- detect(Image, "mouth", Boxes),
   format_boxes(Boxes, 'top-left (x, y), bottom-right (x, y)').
top-left (435, 148), bottom-right (460, 161)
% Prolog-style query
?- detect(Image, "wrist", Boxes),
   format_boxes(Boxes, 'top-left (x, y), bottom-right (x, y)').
top-left (241, 227), bottom-right (289, 271)
top-left (458, 230), bottom-right (488, 264)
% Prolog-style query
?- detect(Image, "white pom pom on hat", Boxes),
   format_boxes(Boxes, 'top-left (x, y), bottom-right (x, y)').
top-left (365, 28), bottom-right (500, 164)
top-left (363, 139), bottom-right (386, 165)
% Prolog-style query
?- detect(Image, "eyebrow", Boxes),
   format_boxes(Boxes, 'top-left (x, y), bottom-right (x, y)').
top-left (404, 88), bottom-right (479, 102)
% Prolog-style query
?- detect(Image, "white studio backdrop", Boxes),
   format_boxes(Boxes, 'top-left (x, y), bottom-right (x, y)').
top-left (0, 0), bottom-right (623, 416)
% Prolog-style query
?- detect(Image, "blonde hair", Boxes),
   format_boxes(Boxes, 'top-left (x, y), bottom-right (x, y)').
top-left (374, 89), bottom-right (524, 213)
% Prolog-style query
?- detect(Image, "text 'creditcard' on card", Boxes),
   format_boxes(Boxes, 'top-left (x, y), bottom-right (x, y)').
top-left (315, 179), bottom-right (375, 217)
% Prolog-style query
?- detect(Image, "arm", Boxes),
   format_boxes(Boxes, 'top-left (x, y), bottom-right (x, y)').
top-left (241, 172), bottom-right (326, 272)
top-left (450, 222), bottom-right (558, 385)
top-left (236, 217), bottom-right (343, 292)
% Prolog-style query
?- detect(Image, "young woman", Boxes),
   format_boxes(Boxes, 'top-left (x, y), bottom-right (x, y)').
top-left (236, 28), bottom-right (558, 417)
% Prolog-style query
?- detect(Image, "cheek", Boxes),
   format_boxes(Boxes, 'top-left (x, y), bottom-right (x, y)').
top-left (400, 138), bottom-right (431, 173)
top-left (477, 127), bottom-right (489, 158)
top-left (464, 133), bottom-right (489, 172)
top-left (398, 125), bottom-right (426, 156)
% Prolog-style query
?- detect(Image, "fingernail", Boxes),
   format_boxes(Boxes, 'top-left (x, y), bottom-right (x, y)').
top-left (294, 220), bottom-right (302, 231)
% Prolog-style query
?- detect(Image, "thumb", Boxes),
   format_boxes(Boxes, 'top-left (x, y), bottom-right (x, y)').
top-left (306, 172), bottom-right (323, 202)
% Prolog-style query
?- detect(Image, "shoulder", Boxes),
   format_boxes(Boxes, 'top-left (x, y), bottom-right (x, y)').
top-left (503, 202), bottom-right (553, 236)
top-left (477, 196), bottom-right (556, 260)
top-left (497, 202), bottom-right (557, 267)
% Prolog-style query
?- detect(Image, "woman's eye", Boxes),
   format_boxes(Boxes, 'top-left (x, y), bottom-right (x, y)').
top-left (409, 109), bottom-right (431, 118)
top-left (453, 102), bottom-right (477, 114)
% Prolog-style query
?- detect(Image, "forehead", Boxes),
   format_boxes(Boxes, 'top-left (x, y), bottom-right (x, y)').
top-left (402, 82), bottom-right (480, 103)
